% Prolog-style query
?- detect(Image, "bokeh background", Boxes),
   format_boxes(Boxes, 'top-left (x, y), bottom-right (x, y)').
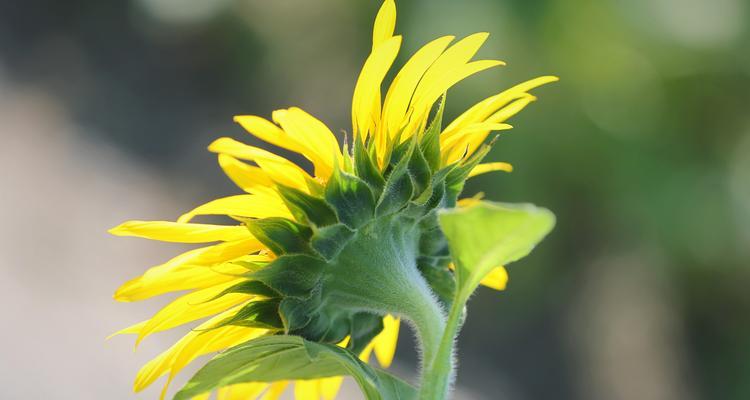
top-left (1, 0), bottom-right (748, 399)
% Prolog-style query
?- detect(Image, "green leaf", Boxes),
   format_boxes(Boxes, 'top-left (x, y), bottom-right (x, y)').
top-left (173, 335), bottom-right (417, 400)
top-left (276, 184), bottom-right (338, 227)
top-left (244, 217), bottom-right (312, 255)
top-left (438, 201), bottom-right (555, 300)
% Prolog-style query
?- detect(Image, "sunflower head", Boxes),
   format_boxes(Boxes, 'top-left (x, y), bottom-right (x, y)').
top-left (110, 1), bottom-right (556, 399)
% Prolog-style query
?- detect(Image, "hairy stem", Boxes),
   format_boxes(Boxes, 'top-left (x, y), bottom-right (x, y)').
top-left (418, 292), bottom-right (466, 400)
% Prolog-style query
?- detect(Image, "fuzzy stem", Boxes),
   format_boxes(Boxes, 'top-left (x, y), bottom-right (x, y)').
top-left (418, 292), bottom-right (467, 400)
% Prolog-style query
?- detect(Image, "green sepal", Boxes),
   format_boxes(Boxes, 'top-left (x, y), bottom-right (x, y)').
top-left (420, 94), bottom-right (445, 171)
top-left (244, 217), bottom-right (312, 256)
top-left (208, 299), bottom-right (283, 330)
top-left (376, 144), bottom-right (415, 217)
top-left (311, 223), bottom-right (356, 261)
top-left (326, 167), bottom-right (377, 229)
top-left (173, 335), bottom-right (418, 400)
top-left (347, 313), bottom-right (385, 355)
top-left (407, 139), bottom-right (432, 199)
top-left (205, 279), bottom-right (280, 303)
top-left (354, 136), bottom-right (386, 197)
top-left (276, 184), bottom-right (338, 227)
top-left (417, 260), bottom-right (455, 306)
top-left (304, 175), bottom-right (326, 197)
top-left (279, 297), bottom-right (315, 333)
top-left (251, 254), bottom-right (325, 298)
top-left (444, 141), bottom-right (493, 197)
top-left (231, 259), bottom-right (270, 271)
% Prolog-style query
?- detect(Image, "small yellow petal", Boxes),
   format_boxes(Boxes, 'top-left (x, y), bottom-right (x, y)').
top-left (109, 220), bottom-right (251, 243)
top-left (468, 162), bottom-right (514, 178)
top-left (177, 194), bottom-right (292, 223)
top-left (456, 193), bottom-right (485, 208)
top-left (372, 0), bottom-right (396, 49)
top-left (373, 315), bottom-right (400, 368)
top-left (479, 266), bottom-right (509, 291)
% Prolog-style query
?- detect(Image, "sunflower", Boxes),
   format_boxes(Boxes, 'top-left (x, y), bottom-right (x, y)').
top-left (110, 1), bottom-right (556, 399)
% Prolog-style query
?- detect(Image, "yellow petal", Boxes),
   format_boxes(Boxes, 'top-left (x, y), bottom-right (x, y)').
top-left (209, 137), bottom-right (311, 191)
top-left (177, 194), bottom-right (292, 223)
top-left (218, 383), bottom-right (269, 400)
top-left (160, 325), bottom-right (265, 400)
top-left (468, 162), bottom-right (514, 178)
top-left (234, 114), bottom-right (303, 154)
top-left (381, 35), bottom-right (454, 144)
top-left (218, 154), bottom-right (276, 196)
top-left (359, 341), bottom-right (375, 363)
top-left (403, 33), bottom-right (495, 132)
top-left (272, 107), bottom-right (342, 179)
top-left (373, 315), bottom-right (400, 368)
top-left (408, 59), bottom-right (504, 137)
top-left (372, 0), bottom-right (396, 49)
top-left (442, 75), bottom-right (558, 139)
top-left (133, 307), bottom-right (264, 393)
top-left (452, 95), bottom-right (536, 163)
top-left (480, 266), bottom-right (509, 291)
top-left (259, 382), bottom-right (289, 400)
top-left (294, 380), bottom-right (320, 400)
top-left (133, 279), bottom-right (251, 346)
top-left (109, 220), bottom-right (251, 243)
top-left (107, 320), bottom-right (145, 339)
top-left (352, 35), bottom-right (402, 140)
top-left (456, 194), bottom-right (484, 208)
top-left (319, 377), bottom-right (344, 400)
top-left (441, 122), bottom-right (513, 164)
top-left (114, 242), bottom-right (267, 302)
top-left (485, 95), bottom-right (537, 124)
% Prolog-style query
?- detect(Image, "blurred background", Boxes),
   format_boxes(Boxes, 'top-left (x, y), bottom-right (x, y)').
top-left (1, 0), bottom-right (748, 399)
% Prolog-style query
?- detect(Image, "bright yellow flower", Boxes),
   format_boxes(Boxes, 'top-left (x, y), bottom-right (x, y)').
top-left (110, 1), bottom-right (555, 399)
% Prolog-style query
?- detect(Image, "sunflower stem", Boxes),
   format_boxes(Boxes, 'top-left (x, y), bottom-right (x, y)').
top-left (418, 292), bottom-right (467, 400)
